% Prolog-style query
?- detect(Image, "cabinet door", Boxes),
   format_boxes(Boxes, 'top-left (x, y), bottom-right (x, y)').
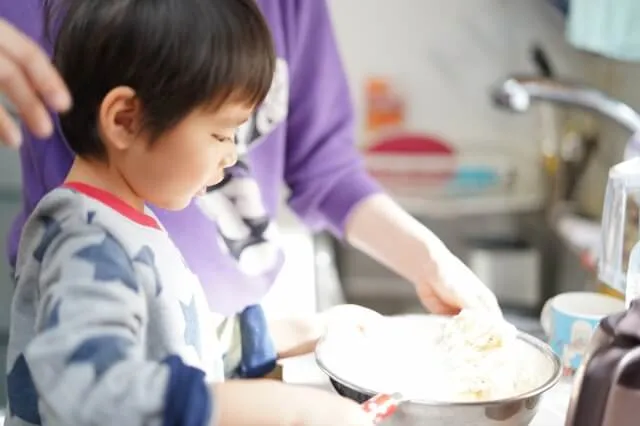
top-left (0, 195), bottom-right (20, 329)
top-left (0, 194), bottom-right (21, 407)
top-left (0, 144), bottom-right (23, 189)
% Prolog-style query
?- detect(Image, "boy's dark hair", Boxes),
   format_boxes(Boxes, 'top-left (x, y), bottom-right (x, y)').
top-left (46, 0), bottom-right (275, 160)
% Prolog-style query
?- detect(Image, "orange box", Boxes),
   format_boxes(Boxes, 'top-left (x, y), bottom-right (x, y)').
top-left (365, 77), bottom-right (405, 133)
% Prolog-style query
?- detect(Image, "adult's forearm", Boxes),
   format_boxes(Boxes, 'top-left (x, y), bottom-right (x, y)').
top-left (344, 193), bottom-right (450, 285)
top-left (345, 193), bottom-right (501, 315)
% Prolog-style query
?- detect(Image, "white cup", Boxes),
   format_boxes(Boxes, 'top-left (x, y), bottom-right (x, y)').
top-left (540, 292), bottom-right (624, 376)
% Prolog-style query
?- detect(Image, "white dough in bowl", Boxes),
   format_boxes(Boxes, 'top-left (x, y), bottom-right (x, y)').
top-left (317, 312), bottom-right (554, 402)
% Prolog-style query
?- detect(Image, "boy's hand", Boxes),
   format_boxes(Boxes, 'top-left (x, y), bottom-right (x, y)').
top-left (269, 304), bottom-right (382, 359)
top-left (295, 385), bottom-right (374, 426)
top-left (214, 380), bottom-right (373, 426)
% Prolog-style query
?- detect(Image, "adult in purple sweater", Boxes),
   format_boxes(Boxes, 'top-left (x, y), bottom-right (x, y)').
top-left (0, 0), bottom-right (499, 318)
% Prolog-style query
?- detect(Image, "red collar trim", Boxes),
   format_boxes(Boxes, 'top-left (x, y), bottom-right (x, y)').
top-left (63, 182), bottom-right (162, 230)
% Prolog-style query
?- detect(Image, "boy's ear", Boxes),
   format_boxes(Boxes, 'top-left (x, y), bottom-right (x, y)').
top-left (98, 86), bottom-right (143, 151)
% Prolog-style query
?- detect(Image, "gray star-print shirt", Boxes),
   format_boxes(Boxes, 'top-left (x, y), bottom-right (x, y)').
top-left (5, 184), bottom-right (276, 426)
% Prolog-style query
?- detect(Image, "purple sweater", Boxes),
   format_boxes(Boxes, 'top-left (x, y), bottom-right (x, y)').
top-left (1, 0), bottom-right (380, 315)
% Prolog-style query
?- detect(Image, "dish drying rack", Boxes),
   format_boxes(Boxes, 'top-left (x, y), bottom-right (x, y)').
top-left (364, 150), bottom-right (544, 218)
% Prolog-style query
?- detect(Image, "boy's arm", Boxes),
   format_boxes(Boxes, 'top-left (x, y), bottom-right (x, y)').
top-left (268, 314), bottom-right (324, 359)
top-left (213, 379), bottom-right (373, 426)
top-left (268, 305), bottom-right (385, 359)
top-left (215, 304), bottom-right (368, 376)
top-left (23, 224), bottom-right (369, 426)
top-left (19, 222), bottom-right (211, 426)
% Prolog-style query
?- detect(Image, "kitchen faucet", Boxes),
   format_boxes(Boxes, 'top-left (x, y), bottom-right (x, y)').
top-left (493, 74), bottom-right (640, 300)
top-left (492, 75), bottom-right (640, 202)
top-left (491, 75), bottom-right (640, 134)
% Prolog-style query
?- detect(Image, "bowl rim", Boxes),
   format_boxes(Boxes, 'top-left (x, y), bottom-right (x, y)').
top-left (315, 322), bottom-right (562, 407)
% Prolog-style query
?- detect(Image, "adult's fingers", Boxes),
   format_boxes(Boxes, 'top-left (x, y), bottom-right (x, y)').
top-left (0, 19), bottom-right (71, 112)
top-left (0, 19), bottom-right (71, 143)
top-left (475, 290), bottom-right (503, 318)
top-left (454, 278), bottom-right (503, 318)
top-left (416, 283), bottom-right (460, 315)
top-left (0, 54), bottom-right (52, 138)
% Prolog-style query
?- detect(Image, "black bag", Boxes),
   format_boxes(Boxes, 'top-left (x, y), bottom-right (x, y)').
top-left (566, 299), bottom-right (640, 426)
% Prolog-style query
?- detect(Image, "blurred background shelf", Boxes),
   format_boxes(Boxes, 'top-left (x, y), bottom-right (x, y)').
top-left (396, 191), bottom-right (545, 218)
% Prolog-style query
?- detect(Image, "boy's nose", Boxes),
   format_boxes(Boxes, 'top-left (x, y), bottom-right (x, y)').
top-left (221, 145), bottom-right (238, 168)
top-left (222, 151), bottom-right (237, 168)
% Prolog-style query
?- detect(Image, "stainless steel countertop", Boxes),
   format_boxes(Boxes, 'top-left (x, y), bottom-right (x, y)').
top-left (282, 355), bottom-right (572, 426)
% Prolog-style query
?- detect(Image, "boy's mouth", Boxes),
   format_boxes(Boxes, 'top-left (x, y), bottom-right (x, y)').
top-left (196, 173), bottom-right (231, 198)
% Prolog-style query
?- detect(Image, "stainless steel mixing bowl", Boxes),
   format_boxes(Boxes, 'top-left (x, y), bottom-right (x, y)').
top-left (315, 316), bottom-right (562, 426)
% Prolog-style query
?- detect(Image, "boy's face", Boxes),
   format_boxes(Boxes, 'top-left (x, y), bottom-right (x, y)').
top-left (100, 89), bottom-right (250, 210)
top-left (126, 103), bottom-right (249, 210)
top-left (139, 103), bottom-right (250, 210)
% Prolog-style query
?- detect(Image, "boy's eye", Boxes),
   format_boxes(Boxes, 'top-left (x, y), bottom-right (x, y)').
top-left (211, 134), bottom-right (232, 143)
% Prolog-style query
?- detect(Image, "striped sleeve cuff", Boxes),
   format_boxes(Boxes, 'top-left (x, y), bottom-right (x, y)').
top-left (234, 305), bottom-right (277, 378)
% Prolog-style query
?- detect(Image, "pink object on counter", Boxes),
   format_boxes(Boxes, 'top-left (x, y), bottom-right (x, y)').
top-left (366, 133), bottom-right (454, 155)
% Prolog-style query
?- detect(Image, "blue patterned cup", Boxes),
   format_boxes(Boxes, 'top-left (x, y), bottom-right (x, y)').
top-left (540, 292), bottom-right (624, 376)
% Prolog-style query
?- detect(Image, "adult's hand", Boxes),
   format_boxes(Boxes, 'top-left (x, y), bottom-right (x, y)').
top-left (414, 246), bottom-right (501, 316)
top-left (346, 193), bottom-right (502, 316)
top-left (0, 18), bottom-right (71, 147)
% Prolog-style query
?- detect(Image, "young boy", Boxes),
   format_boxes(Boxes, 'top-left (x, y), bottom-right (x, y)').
top-left (4, 0), bottom-right (375, 425)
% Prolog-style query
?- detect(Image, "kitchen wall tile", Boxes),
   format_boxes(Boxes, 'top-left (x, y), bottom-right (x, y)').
top-left (327, 0), bottom-right (589, 152)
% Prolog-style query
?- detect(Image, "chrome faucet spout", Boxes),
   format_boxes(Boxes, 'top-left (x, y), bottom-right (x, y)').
top-left (491, 75), bottom-right (640, 134)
